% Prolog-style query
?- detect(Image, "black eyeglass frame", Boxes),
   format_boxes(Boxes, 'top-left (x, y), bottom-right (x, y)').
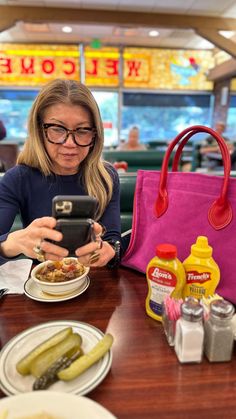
top-left (42, 123), bottom-right (96, 147)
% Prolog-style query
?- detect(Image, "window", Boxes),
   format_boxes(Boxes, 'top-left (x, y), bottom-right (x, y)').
top-left (92, 90), bottom-right (119, 147)
top-left (121, 92), bottom-right (212, 144)
top-left (0, 90), bottom-right (38, 143)
top-left (227, 95), bottom-right (236, 142)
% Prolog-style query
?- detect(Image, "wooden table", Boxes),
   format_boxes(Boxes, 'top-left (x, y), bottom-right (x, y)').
top-left (0, 266), bottom-right (236, 418)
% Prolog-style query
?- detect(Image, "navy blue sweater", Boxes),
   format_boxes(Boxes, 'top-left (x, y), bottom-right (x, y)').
top-left (0, 164), bottom-right (121, 263)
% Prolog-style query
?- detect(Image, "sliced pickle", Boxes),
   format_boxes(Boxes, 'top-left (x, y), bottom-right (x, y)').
top-left (58, 333), bottom-right (113, 381)
top-left (30, 333), bottom-right (82, 378)
top-left (33, 348), bottom-right (83, 390)
top-left (16, 327), bottom-right (73, 376)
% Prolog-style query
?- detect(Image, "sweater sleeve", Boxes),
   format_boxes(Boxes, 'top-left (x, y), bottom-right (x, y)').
top-left (0, 168), bottom-right (22, 235)
top-left (0, 168), bottom-right (23, 264)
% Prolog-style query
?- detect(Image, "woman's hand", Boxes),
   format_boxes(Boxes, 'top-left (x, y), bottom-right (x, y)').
top-left (0, 218), bottom-right (116, 266)
top-left (0, 217), bottom-right (69, 261)
top-left (75, 222), bottom-right (115, 267)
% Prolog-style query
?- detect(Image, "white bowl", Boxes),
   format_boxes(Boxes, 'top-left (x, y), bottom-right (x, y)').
top-left (31, 258), bottom-right (90, 296)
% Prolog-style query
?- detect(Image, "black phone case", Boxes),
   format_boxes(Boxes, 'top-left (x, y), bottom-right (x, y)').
top-left (54, 218), bottom-right (94, 256)
top-left (52, 195), bottom-right (98, 219)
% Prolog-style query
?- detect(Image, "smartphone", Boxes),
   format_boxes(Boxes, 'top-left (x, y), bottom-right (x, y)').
top-left (54, 218), bottom-right (95, 255)
top-left (51, 195), bottom-right (98, 256)
top-left (52, 195), bottom-right (98, 219)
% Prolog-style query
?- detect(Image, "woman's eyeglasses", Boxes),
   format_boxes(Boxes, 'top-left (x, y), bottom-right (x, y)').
top-left (43, 123), bottom-right (95, 147)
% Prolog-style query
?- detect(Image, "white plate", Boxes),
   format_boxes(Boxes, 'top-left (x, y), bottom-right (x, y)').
top-left (0, 391), bottom-right (116, 419)
top-left (24, 276), bottom-right (90, 302)
top-left (0, 321), bottom-right (112, 397)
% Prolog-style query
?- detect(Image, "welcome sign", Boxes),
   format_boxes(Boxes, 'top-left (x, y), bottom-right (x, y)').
top-left (0, 43), bottom-right (214, 90)
top-left (0, 44), bottom-right (80, 86)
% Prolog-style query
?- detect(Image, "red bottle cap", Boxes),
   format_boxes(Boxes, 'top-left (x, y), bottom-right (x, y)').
top-left (156, 244), bottom-right (177, 259)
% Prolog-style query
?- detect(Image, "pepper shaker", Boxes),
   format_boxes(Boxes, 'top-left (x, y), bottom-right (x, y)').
top-left (174, 299), bottom-right (204, 363)
top-left (204, 299), bottom-right (235, 362)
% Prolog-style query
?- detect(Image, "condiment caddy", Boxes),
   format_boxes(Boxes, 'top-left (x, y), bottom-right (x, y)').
top-left (163, 295), bottom-right (235, 364)
top-left (146, 235), bottom-right (220, 323)
top-left (145, 235), bottom-right (236, 364)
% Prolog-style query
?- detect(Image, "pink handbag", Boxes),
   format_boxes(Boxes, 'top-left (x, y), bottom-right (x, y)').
top-left (121, 125), bottom-right (236, 303)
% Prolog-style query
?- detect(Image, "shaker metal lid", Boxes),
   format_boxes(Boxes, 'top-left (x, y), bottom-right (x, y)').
top-left (210, 299), bottom-right (235, 319)
top-left (181, 299), bottom-right (204, 322)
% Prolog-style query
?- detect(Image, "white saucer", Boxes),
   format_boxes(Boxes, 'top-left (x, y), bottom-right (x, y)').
top-left (24, 275), bottom-right (90, 302)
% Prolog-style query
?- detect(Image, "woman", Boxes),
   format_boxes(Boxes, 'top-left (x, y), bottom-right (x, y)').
top-left (0, 79), bottom-right (121, 267)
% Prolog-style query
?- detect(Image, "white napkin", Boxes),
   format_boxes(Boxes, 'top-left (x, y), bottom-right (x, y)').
top-left (0, 259), bottom-right (33, 294)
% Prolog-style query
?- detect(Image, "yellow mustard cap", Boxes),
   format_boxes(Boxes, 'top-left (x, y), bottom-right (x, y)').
top-left (191, 236), bottom-right (212, 258)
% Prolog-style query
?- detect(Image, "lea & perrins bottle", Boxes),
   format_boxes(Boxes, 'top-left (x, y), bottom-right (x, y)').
top-left (146, 244), bottom-right (186, 322)
top-left (183, 236), bottom-right (220, 300)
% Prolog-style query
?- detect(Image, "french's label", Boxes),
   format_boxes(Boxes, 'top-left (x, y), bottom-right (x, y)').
top-left (186, 270), bottom-right (211, 284)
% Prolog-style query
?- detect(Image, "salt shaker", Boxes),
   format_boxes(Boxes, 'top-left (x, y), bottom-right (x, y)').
top-left (174, 299), bottom-right (204, 363)
top-left (204, 299), bottom-right (235, 362)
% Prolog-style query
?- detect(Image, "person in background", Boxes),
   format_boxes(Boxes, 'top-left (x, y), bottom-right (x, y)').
top-left (0, 79), bottom-right (121, 268)
top-left (0, 119), bottom-right (7, 172)
top-left (231, 149), bottom-right (236, 170)
top-left (0, 120), bottom-right (7, 141)
top-left (200, 121), bottom-right (234, 170)
top-left (117, 126), bottom-right (147, 151)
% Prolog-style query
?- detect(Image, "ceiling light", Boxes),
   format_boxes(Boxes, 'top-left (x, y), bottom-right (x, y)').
top-left (219, 31), bottom-right (235, 39)
top-left (62, 26), bottom-right (72, 33)
top-left (149, 30), bottom-right (159, 37)
top-left (197, 39), bottom-right (214, 49)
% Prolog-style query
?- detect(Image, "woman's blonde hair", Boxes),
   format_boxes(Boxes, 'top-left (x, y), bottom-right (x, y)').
top-left (17, 79), bottom-right (113, 219)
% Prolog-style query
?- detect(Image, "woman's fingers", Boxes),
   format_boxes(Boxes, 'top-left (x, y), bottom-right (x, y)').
top-left (26, 218), bottom-right (62, 243)
top-left (40, 240), bottom-right (68, 258)
top-left (36, 227), bottom-right (62, 243)
top-left (76, 240), bottom-right (115, 267)
top-left (75, 238), bottom-right (100, 257)
top-left (75, 222), bottom-right (104, 257)
top-left (93, 222), bottom-right (104, 236)
top-left (20, 217), bottom-right (65, 260)
top-left (31, 216), bottom-right (57, 229)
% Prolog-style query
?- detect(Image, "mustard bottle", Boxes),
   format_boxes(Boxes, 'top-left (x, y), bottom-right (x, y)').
top-left (146, 243), bottom-right (186, 322)
top-left (183, 236), bottom-right (220, 300)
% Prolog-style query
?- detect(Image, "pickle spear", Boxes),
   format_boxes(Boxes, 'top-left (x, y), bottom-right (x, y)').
top-left (33, 348), bottom-right (83, 390)
top-left (16, 327), bottom-right (73, 376)
top-left (58, 333), bottom-right (113, 381)
top-left (30, 333), bottom-right (82, 378)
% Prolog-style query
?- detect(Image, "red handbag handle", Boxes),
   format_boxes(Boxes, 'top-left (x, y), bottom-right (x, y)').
top-left (172, 128), bottom-right (228, 171)
top-left (155, 125), bottom-right (232, 230)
